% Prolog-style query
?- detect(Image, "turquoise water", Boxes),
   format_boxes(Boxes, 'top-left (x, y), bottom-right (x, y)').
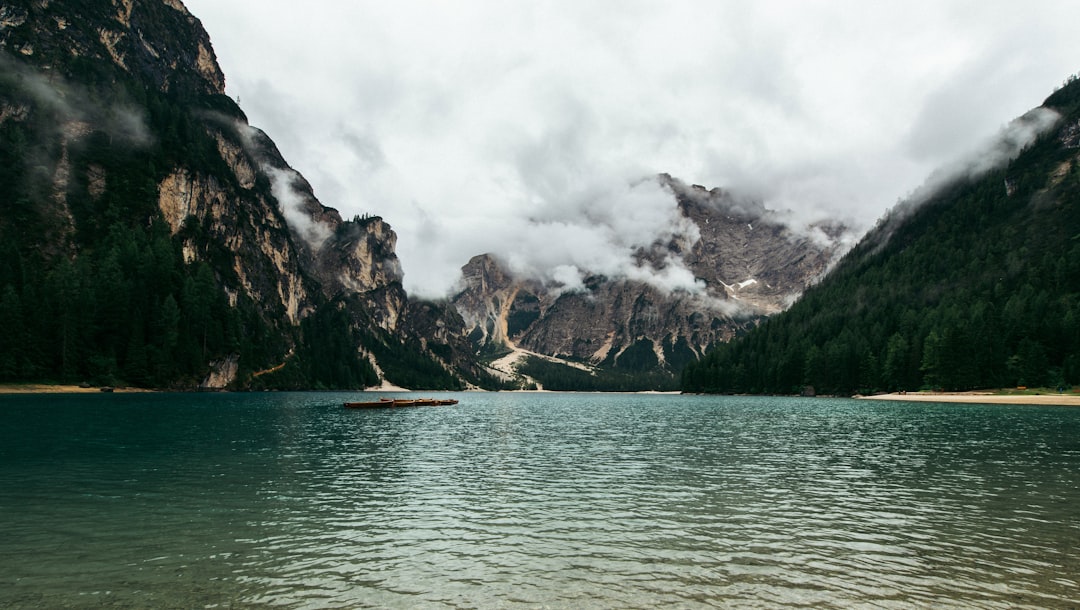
top-left (1, 392), bottom-right (1078, 608)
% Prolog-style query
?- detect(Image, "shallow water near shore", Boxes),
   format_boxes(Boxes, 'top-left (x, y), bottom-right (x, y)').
top-left (1, 392), bottom-right (1078, 608)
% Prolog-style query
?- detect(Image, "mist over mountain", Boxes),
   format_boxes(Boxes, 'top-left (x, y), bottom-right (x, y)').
top-left (451, 175), bottom-right (853, 390)
top-left (5, 1), bottom-right (1074, 394)
top-left (0, 0), bottom-right (499, 390)
top-left (684, 77), bottom-right (1080, 395)
top-left (185, 1), bottom-right (1080, 301)
top-left (0, 0), bottom-right (865, 392)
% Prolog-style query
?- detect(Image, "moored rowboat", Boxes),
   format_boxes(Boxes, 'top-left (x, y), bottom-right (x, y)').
top-left (342, 398), bottom-right (394, 408)
top-left (343, 398), bottom-right (459, 409)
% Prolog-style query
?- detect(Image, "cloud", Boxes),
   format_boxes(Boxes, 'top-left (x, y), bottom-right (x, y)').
top-left (233, 122), bottom-right (333, 248)
top-left (264, 165), bottom-right (333, 248)
top-left (183, 0), bottom-right (1080, 297)
top-left (0, 53), bottom-right (151, 147)
top-left (869, 106), bottom-right (1061, 252)
top-left (908, 106), bottom-right (1061, 207)
top-left (459, 176), bottom-right (707, 296)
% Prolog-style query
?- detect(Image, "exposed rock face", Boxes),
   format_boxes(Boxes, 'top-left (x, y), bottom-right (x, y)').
top-left (0, 0), bottom-right (225, 96)
top-left (201, 354), bottom-right (238, 389)
top-left (146, 101), bottom-right (419, 365)
top-left (1, 1), bottom-right (852, 389)
top-left (672, 176), bottom-right (849, 315)
top-left (453, 175), bottom-right (851, 372)
top-left (454, 254), bottom-right (747, 369)
top-left (153, 134), bottom-right (319, 326)
top-left (0, 0), bottom-right (472, 389)
top-left (317, 217), bottom-right (407, 331)
top-left (454, 253), bottom-right (537, 348)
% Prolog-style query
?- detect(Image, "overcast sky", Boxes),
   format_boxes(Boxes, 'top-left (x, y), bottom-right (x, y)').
top-left (183, 0), bottom-right (1080, 298)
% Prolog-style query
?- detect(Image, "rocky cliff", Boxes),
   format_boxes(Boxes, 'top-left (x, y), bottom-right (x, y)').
top-left (0, 0), bottom-right (490, 390)
top-left (0, 0), bottom-right (851, 392)
top-left (452, 175), bottom-right (851, 387)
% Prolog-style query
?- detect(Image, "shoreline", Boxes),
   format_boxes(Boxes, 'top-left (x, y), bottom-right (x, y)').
top-left (856, 390), bottom-right (1080, 406)
top-left (0, 384), bottom-right (154, 394)
top-left (0, 385), bottom-right (682, 395)
top-left (4, 384), bottom-right (1077, 406)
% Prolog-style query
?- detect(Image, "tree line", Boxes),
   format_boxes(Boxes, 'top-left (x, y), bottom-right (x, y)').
top-left (684, 87), bottom-right (1080, 395)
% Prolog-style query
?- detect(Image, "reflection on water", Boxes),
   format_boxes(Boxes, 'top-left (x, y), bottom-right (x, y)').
top-left (1, 392), bottom-right (1078, 608)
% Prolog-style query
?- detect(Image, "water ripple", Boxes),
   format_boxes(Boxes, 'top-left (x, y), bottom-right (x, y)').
top-left (1, 393), bottom-right (1078, 608)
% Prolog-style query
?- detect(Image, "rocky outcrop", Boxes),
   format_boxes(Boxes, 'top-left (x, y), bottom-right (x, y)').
top-left (316, 217), bottom-right (407, 331)
top-left (154, 158), bottom-right (317, 325)
top-left (454, 254), bottom-right (747, 369)
top-left (200, 354), bottom-right (238, 389)
top-left (670, 176), bottom-right (849, 315)
top-left (452, 175), bottom-right (852, 373)
top-left (0, 0), bottom-right (224, 96)
top-left (0, 1), bottom-right (853, 390)
top-left (455, 254), bottom-right (543, 348)
top-left (0, 0), bottom-right (470, 390)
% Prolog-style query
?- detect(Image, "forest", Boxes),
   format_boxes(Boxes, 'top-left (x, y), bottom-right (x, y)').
top-left (682, 81), bottom-right (1080, 395)
top-left (517, 356), bottom-right (680, 392)
top-left (0, 44), bottom-right (460, 390)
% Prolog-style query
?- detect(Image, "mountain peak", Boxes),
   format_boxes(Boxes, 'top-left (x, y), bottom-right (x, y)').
top-left (1, 0), bottom-right (225, 96)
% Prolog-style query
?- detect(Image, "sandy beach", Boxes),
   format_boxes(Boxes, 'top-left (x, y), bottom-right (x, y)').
top-left (4, 383), bottom-right (1078, 405)
top-left (0, 384), bottom-right (151, 394)
top-left (857, 390), bottom-right (1080, 406)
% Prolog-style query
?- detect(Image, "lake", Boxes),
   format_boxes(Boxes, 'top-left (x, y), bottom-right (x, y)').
top-left (1, 392), bottom-right (1078, 608)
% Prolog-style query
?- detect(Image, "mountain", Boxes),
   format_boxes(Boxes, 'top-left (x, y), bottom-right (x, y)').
top-left (0, 0), bottom-right (501, 390)
top-left (452, 175), bottom-right (851, 390)
top-left (0, 0), bottom-right (858, 393)
top-left (683, 77), bottom-right (1080, 395)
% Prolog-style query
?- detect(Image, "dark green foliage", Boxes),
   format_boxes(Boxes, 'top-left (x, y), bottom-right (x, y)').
top-left (506, 292), bottom-right (541, 338)
top-left (684, 80), bottom-right (1080, 395)
top-left (611, 338), bottom-right (660, 372)
top-left (362, 331), bottom-right (465, 391)
top-left (662, 335), bottom-right (699, 372)
top-left (295, 305), bottom-right (379, 390)
top-left (1045, 74), bottom-right (1080, 109)
top-left (0, 220), bottom-right (269, 387)
top-left (1, 7), bottom-right (483, 392)
top-left (252, 304), bottom-right (380, 391)
top-left (0, 45), bottom-right (289, 388)
top-left (519, 356), bottom-right (679, 392)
